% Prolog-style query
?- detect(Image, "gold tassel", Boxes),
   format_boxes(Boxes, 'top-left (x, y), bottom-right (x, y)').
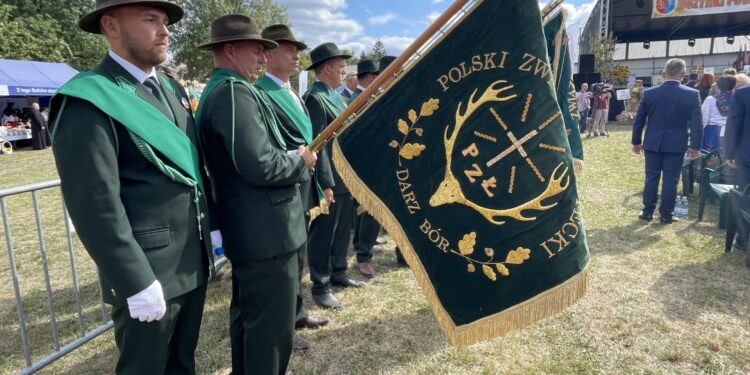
top-left (307, 199), bottom-right (329, 224)
top-left (331, 140), bottom-right (589, 347)
top-left (573, 158), bottom-right (584, 174)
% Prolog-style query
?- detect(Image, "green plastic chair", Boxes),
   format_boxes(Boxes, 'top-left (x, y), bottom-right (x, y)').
top-left (725, 185), bottom-right (750, 252)
top-left (697, 150), bottom-right (735, 227)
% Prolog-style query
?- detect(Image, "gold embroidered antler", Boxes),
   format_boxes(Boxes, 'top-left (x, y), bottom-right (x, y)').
top-left (429, 80), bottom-right (570, 225)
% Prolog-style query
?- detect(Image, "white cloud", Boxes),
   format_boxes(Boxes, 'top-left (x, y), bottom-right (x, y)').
top-left (368, 12), bottom-right (397, 25)
top-left (278, 0), bottom-right (364, 48)
top-left (432, 0), bottom-right (447, 3)
top-left (426, 11), bottom-right (441, 24)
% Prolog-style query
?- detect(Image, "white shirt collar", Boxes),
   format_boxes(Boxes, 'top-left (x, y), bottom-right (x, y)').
top-left (264, 72), bottom-right (289, 88)
top-left (357, 85), bottom-right (366, 92)
top-left (108, 50), bottom-right (158, 84)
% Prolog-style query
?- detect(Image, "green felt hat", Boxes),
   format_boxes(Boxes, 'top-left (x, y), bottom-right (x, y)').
top-left (305, 42), bottom-right (352, 71)
top-left (261, 24), bottom-right (307, 50)
top-left (78, 0), bottom-right (184, 34)
top-left (198, 14), bottom-right (278, 50)
top-left (357, 59), bottom-right (379, 75)
top-left (379, 55), bottom-right (397, 71)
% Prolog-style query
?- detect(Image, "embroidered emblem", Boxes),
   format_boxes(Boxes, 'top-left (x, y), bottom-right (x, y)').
top-left (115, 77), bottom-right (137, 96)
top-left (159, 75), bottom-right (176, 95)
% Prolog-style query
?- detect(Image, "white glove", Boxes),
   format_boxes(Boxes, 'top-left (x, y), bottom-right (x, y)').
top-left (210, 230), bottom-right (223, 252)
top-left (126, 280), bottom-right (166, 322)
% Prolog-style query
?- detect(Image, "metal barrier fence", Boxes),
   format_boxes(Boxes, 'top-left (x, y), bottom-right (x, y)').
top-left (0, 180), bottom-right (227, 374)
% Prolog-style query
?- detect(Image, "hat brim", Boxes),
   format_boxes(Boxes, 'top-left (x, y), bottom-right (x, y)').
top-left (198, 36), bottom-right (279, 50)
top-left (78, 1), bottom-right (184, 34)
top-left (305, 53), bottom-right (353, 71)
top-left (273, 39), bottom-right (308, 51)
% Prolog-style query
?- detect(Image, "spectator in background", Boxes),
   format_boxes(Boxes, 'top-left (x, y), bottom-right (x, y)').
top-left (685, 72), bottom-right (699, 89)
top-left (702, 76), bottom-right (736, 151)
top-left (577, 83), bottom-right (591, 133)
top-left (709, 68), bottom-right (737, 97)
top-left (735, 73), bottom-right (750, 90)
top-left (589, 88), bottom-right (611, 138)
top-left (339, 73), bottom-right (358, 101)
top-left (697, 72), bottom-right (715, 103)
top-left (40, 106), bottom-right (49, 122)
top-left (25, 103), bottom-right (50, 150)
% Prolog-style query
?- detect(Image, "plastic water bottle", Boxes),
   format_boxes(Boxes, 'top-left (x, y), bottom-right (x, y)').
top-left (674, 196), bottom-right (686, 218)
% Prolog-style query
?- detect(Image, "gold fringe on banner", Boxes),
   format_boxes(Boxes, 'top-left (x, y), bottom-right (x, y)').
top-left (332, 140), bottom-right (589, 347)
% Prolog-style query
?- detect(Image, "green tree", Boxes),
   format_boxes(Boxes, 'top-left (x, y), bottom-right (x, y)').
top-left (366, 39), bottom-right (388, 60)
top-left (590, 34), bottom-right (617, 83)
top-left (1, 0), bottom-right (108, 70)
top-left (172, 0), bottom-right (288, 80)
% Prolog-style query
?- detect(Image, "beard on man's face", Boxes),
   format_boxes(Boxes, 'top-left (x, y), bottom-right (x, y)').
top-left (122, 28), bottom-right (167, 68)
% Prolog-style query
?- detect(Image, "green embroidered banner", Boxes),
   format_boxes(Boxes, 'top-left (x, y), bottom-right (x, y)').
top-left (544, 9), bottom-right (584, 162)
top-left (333, 0), bottom-right (590, 346)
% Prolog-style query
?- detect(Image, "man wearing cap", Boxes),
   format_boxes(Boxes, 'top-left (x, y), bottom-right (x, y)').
top-left (304, 42), bottom-right (365, 310)
top-left (255, 23), bottom-right (333, 350)
top-left (346, 59), bottom-right (383, 278)
top-left (48, 1), bottom-right (218, 373)
top-left (195, 14), bottom-right (317, 374)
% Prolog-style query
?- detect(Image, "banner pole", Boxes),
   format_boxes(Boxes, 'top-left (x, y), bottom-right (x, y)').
top-left (308, 0), bottom-right (471, 153)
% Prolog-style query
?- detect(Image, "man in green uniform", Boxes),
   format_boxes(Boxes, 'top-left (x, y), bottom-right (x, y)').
top-left (348, 59), bottom-right (383, 278)
top-left (256, 24), bottom-right (333, 350)
top-left (49, 1), bottom-right (218, 373)
top-left (196, 14), bottom-right (317, 375)
top-left (304, 43), bottom-right (366, 310)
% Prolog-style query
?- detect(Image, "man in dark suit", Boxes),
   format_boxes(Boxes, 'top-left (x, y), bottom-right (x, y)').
top-left (49, 1), bottom-right (218, 373)
top-left (196, 14), bottom-right (317, 375)
top-left (725, 84), bottom-right (750, 266)
top-left (256, 23), bottom-right (333, 350)
top-left (25, 103), bottom-right (50, 149)
top-left (304, 42), bottom-right (365, 310)
top-left (347, 59), bottom-right (382, 277)
top-left (632, 58), bottom-right (702, 224)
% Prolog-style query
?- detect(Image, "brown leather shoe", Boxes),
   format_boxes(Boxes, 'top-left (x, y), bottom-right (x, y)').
top-left (295, 314), bottom-right (329, 329)
top-left (293, 334), bottom-right (310, 351)
top-left (357, 262), bottom-right (375, 278)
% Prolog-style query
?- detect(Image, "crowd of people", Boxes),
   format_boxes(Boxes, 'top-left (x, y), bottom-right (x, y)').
top-left (1, 101), bottom-right (51, 149)
top-left (48, 1), bottom-right (407, 374)
top-left (593, 58), bottom-right (750, 269)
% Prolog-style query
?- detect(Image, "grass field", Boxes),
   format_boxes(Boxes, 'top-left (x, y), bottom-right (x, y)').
top-left (1, 123), bottom-right (749, 374)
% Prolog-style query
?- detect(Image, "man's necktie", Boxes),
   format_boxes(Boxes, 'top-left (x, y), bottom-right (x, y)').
top-left (143, 77), bottom-right (173, 120)
top-left (283, 82), bottom-right (305, 111)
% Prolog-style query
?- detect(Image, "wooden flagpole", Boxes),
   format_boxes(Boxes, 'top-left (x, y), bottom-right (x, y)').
top-left (308, 0), bottom-right (471, 153)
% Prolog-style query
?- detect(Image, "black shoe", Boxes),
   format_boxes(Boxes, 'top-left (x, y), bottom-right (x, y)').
top-left (638, 211), bottom-right (653, 221)
top-left (293, 334), bottom-right (310, 351)
top-left (295, 314), bottom-right (329, 329)
top-left (312, 292), bottom-right (343, 309)
top-left (660, 216), bottom-right (680, 224)
top-left (331, 277), bottom-right (365, 288)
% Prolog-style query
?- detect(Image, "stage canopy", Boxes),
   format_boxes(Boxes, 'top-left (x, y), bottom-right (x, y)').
top-left (611, 0), bottom-right (750, 43)
top-left (0, 60), bottom-right (78, 97)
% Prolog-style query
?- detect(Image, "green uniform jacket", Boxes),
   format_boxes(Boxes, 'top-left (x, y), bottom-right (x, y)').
top-left (348, 88), bottom-right (363, 105)
top-left (49, 55), bottom-right (211, 305)
top-left (304, 81), bottom-right (347, 195)
top-left (255, 78), bottom-right (334, 211)
top-left (199, 71), bottom-right (308, 262)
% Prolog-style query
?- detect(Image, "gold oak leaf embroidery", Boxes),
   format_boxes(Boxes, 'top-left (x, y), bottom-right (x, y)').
top-left (420, 98), bottom-right (440, 117)
top-left (458, 232), bottom-right (477, 255)
top-left (397, 119), bottom-right (409, 135)
top-left (399, 143), bottom-right (426, 160)
top-left (484, 247), bottom-right (494, 257)
top-left (388, 140), bottom-right (399, 148)
top-left (414, 128), bottom-right (424, 136)
top-left (467, 263), bottom-right (476, 273)
top-left (505, 247), bottom-right (531, 264)
top-left (482, 265), bottom-right (497, 281)
top-left (496, 263), bottom-right (510, 276)
top-left (408, 109), bottom-right (418, 124)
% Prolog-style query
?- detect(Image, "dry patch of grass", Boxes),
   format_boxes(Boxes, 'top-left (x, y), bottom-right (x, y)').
top-left (1, 125), bottom-right (749, 374)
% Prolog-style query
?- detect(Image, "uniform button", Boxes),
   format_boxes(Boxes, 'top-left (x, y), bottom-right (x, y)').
top-left (110, 289), bottom-right (116, 297)
top-left (198, 191), bottom-right (203, 197)
top-left (200, 213), bottom-right (206, 219)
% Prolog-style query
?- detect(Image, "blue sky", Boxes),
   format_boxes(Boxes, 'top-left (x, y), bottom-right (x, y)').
top-left (275, 0), bottom-right (598, 56)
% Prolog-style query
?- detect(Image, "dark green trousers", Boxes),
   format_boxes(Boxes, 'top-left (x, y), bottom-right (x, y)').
top-left (230, 249), bottom-right (298, 375)
top-left (307, 193), bottom-right (354, 295)
top-left (353, 207), bottom-right (381, 263)
top-left (111, 283), bottom-right (207, 375)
